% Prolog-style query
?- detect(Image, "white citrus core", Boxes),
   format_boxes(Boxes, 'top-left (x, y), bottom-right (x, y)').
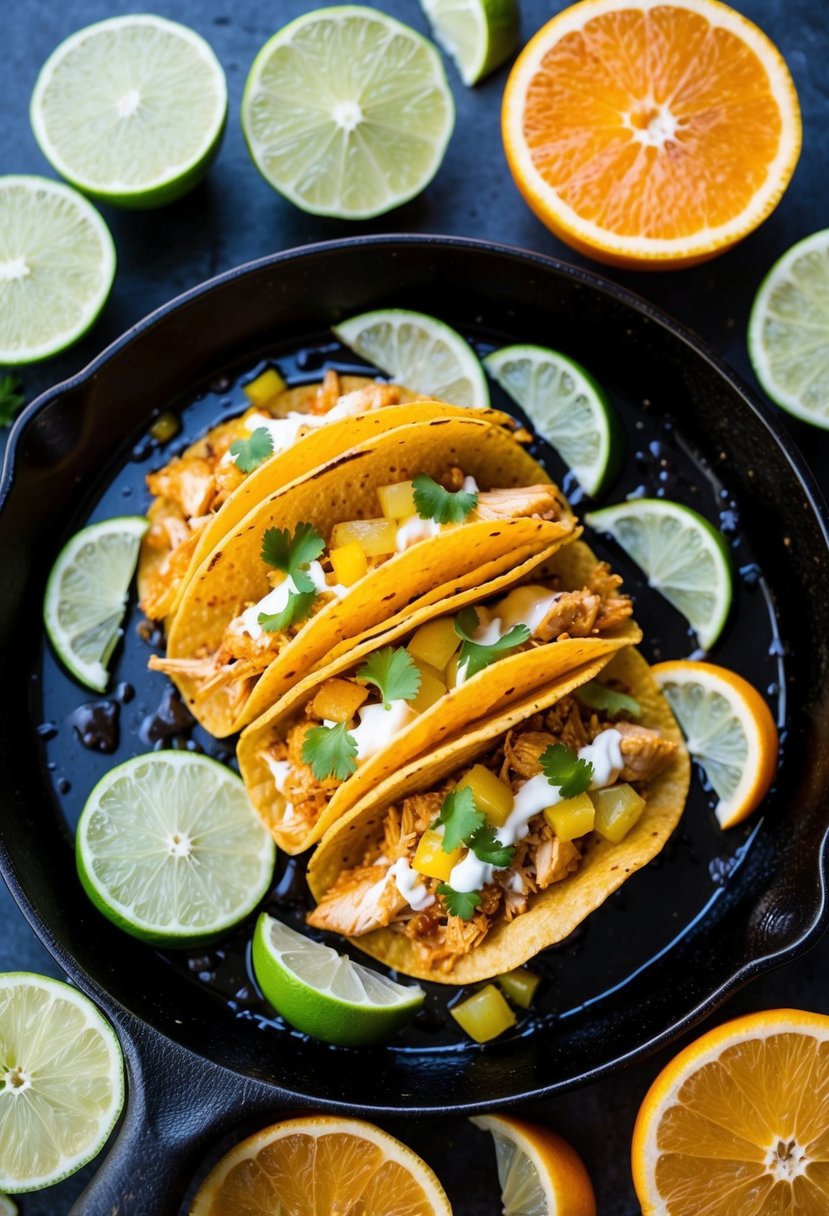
top-left (0, 257), bottom-right (30, 282)
top-left (332, 100), bottom-right (363, 130)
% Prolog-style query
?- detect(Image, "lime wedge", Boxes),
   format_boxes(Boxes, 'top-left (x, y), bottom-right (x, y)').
top-left (748, 228), bottom-right (829, 429)
top-left (585, 498), bottom-right (732, 649)
top-left (0, 973), bottom-right (124, 1193)
top-left (241, 7), bottom-right (454, 219)
top-left (485, 344), bottom-right (619, 495)
top-left (0, 176), bottom-right (115, 365)
top-left (334, 308), bottom-right (489, 408)
top-left (420, 0), bottom-right (519, 85)
top-left (470, 1113), bottom-right (597, 1215)
top-left (252, 914), bottom-right (424, 1046)
top-left (76, 753), bottom-right (276, 945)
top-left (30, 15), bottom-right (227, 209)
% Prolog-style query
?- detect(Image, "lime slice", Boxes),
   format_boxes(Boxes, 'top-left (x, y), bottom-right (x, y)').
top-left (0, 1197), bottom-right (16, 1215)
top-left (0, 973), bottom-right (124, 1193)
top-left (748, 228), bottom-right (829, 429)
top-left (585, 498), bottom-right (732, 650)
top-left (241, 7), bottom-right (454, 219)
top-left (30, 15), bottom-right (227, 209)
top-left (43, 516), bottom-right (148, 692)
top-left (420, 0), bottom-right (519, 85)
top-left (252, 913), bottom-right (424, 1046)
top-left (76, 753), bottom-right (276, 945)
top-left (0, 176), bottom-right (115, 365)
top-left (334, 309), bottom-right (489, 408)
top-left (484, 344), bottom-right (619, 495)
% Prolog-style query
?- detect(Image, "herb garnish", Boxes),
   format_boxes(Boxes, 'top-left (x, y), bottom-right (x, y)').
top-left (258, 522), bottom-right (326, 632)
top-left (453, 607), bottom-right (531, 681)
top-left (575, 680), bottom-right (641, 719)
top-left (356, 646), bottom-right (421, 709)
top-left (539, 743), bottom-right (594, 799)
top-left (0, 375), bottom-right (24, 428)
top-left (464, 824), bottom-right (515, 867)
top-left (412, 473), bottom-right (478, 524)
top-left (230, 426), bottom-right (274, 473)
top-left (301, 720), bottom-right (358, 782)
top-left (437, 884), bottom-right (482, 921)
top-left (434, 787), bottom-right (484, 852)
top-left (432, 786), bottom-right (516, 920)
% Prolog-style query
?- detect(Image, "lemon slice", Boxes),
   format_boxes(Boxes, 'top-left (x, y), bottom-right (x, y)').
top-left (420, 0), bottom-right (519, 85)
top-left (334, 308), bottom-right (489, 408)
top-left (0, 973), bottom-right (124, 1193)
top-left (241, 7), bottom-right (454, 219)
top-left (252, 914), bottom-right (424, 1046)
top-left (471, 1113), bottom-right (596, 1215)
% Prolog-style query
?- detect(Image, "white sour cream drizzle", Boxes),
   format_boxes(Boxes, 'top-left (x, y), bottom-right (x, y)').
top-left (223, 393), bottom-right (384, 466)
top-left (394, 475), bottom-right (480, 552)
top-left (391, 857), bottom-right (435, 911)
top-left (262, 755), bottom-right (296, 822)
top-left (348, 699), bottom-right (418, 763)
top-left (240, 561), bottom-right (348, 640)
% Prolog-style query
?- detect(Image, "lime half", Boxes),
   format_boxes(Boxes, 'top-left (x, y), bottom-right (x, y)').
top-left (44, 516), bottom-right (147, 692)
top-left (76, 753), bottom-right (276, 946)
top-left (241, 7), bottom-right (454, 219)
top-left (585, 498), bottom-right (732, 650)
top-left (0, 973), bottom-right (124, 1193)
top-left (485, 344), bottom-right (619, 495)
top-left (252, 914), bottom-right (424, 1046)
top-left (335, 308), bottom-right (489, 408)
top-left (31, 16), bottom-right (227, 209)
top-left (0, 176), bottom-right (115, 365)
top-left (420, 0), bottom-right (519, 85)
top-left (748, 228), bottom-right (829, 429)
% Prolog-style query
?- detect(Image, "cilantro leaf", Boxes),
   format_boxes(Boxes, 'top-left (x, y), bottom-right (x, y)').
top-left (0, 375), bottom-right (24, 428)
top-left (356, 646), bottom-right (421, 709)
top-left (301, 721), bottom-right (358, 781)
top-left (539, 743), bottom-right (594, 799)
top-left (261, 522), bottom-right (326, 594)
top-left (434, 786), bottom-right (485, 852)
top-left (575, 680), bottom-right (641, 719)
top-left (230, 426), bottom-right (274, 474)
top-left (467, 825), bottom-right (515, 868)
top-left (437, 884), bottom-right (482, 921)
top-left (453, 607), bottom-right (532, 681)
top-left (413, 473), bottom-right (478, 524)
top-left (258, 589), bottom-right (316, 633)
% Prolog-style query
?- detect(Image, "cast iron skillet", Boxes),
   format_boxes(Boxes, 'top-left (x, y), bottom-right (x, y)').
top-left (1, 236), bottom-right (828, 1214)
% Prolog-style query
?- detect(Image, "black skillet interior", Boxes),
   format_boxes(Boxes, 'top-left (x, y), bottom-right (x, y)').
top-left (2, 236), bottom-right (829, 1120)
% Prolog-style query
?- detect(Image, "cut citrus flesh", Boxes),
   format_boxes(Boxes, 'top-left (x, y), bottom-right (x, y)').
top-left (334, 308), bottom-right (489, 408)
top-left (471, 1113), bottom-right (596, 1215)
top-left (585, 498), bottom-right (732, 649)
top-left (0, 973), bottom-right (124, 1193)
top-left (748, 228), bottom-right (829, 428)
top-left (43, 516), bottom-right (148, 692)
top-left (30, 15), bottom-right (227, 208)
top-left (632, 1008), bottom-right (829, 1216)
top-left (420, 0), bottom-right (519, 85)
top-left (252, 914), bottom-right (423, 1046)
top-left (241, 7), bottom-right (454, 219)
top-left (652, 659), bottom-right (778, 827)
top-left (0, 1197), bottom-right (16, 1215)
top-left (502, 0), bottom-right (802, 268)
top-left (0, 176), bottom-right (115, 364)
top-left (76, 753), bottom-right (276, 945)
top-left (485, 344), bottom-right (618, 495)
top-left (191, 1115), bottom-right (452, 1215)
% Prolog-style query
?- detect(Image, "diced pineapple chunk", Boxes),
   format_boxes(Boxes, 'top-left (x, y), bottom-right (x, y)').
top-left (330, 518), bottom-right (396, 557)
top-left (377, 480), bottom-right (416, 521)
top-left (457, 764), bottom-right (513, 827)
top-left (544, 792), bottom-right (595, 842)
top-left (412, 829), bottom-right (461, 881)
top-left (496, 968), bottom-right (541, 1009)
top-left (409, 660), bottom-right (447, 715)
top-left (330, 542), bottom-right (368, 586)
top-left (407, 616), bottom-right (461, 671)
top-left (590, 783), bottom-right (646, 843)
top-left (450, 985), bottom-right (516, 1042)
top-left (444, 652), bottom-right (461, 689)
top-left (309, 678), bottom-right (368, 724)
top-left (243, 367), bottom-right (286, 410)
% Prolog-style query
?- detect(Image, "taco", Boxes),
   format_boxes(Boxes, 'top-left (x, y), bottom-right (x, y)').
top-left (238, 539), bottom-right (640, 854)
top-left (150, 416), bottom-right (576, 737)
top-left (306, 648), bottom-right (690, 983)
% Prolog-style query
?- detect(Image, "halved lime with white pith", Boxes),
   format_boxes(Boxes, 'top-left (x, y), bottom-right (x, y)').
top-left (76, 753), bottom-right (276, 946)
top-left (485, 344), bottom-right (619, 495)
top-left (748, 228), bottom-right (829, 429)
top-left (31, 15), bottom-right (227, 209)
top-left (0, 973), bottom-right (124, 1193)
top-left (241, 7), bottom-right (454, 219)
top-left (252, 914), bottom-right (424, 1046)
top-left (44, 516), bottom-right (148, 692)
top-left (585, 498), bottom-right (732, 650)
top-left (420, 0), bottom-right (519, 85)
top-left (334, 309), bottom-right (489, 408)
top-left (0, 176), bottom-right (115, 365)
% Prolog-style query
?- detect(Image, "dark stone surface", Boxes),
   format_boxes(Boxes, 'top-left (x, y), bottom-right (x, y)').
top-left (2, 0), bottom-right (827, 1212)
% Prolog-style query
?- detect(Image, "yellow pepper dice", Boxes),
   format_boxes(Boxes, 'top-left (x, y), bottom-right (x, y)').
top-left (330, 518), bottom-right (397, 558)
top-left (544, 792), bottom-right (596, 842)
top-left (450, 985), bottom-right (517, 1043)
top-left (458, 764), bottom-right (513, 827)
top-left (408, 659), bottom-right (447, 715)
top-left (412, 829), bottom-right (461, 881)
top-left (149, 411), bottom-right (180, 443)
top-left (496, 968), bottom-right (541, 1010)
top-left (407, 616), bottom-right (461, 671)
top-left (243, 367), bottom-right (287, 410)
top-left (590, 783), bottom-right (646, 843)
top-left (309, 678), bottom-right (368, 724)
top-left (377, 480), bottom-right (416, 520)
top-left (330, 542), bottom-right (368, 587)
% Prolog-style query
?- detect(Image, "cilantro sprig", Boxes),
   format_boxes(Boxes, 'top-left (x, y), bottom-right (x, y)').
top-left (575, 680), bottom-right (641, 719)
top-left (453, 607), bottom-right (531, 681)
top-left (301, 721), bottom-right (358, 782)
top-left (258, 590), bottom-right (316, 633)
top-left (432, 784), bottom-right (517, 920)
top-left (258, 522), bottom-right (326, 632)
top-left (540, 743), bottom-right (594, 799)
top-left (437, 884), bottom-right (481, 921)
top-left (356, 646), bottom-right (421, 709)
top-left (0, 375), bottom-right (24, 428)
top-left (230, 426), bottom-right (273, 473)
top-left (434, 787), bottom-right (484, 851)
top-left (413, 473), bottom-right (478, 524)
top-left (465, 824), bottom-right (515, 867)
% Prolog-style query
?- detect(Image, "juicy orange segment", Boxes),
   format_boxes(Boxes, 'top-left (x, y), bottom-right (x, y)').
top-left (632, 1009), bottom-right (829, 1215)
top-left (502, 0), bottom-right (801, 268)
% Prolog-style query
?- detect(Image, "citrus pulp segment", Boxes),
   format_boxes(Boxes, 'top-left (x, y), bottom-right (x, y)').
top-left (0, 973), bottom-right (124, 1193)
top-left (420, 0), bottom-right (519, 85)
top-left (471, 1114), bottom-right (596, 1216)
top-left (0, 176), bottom-right (115, 365)
top-left (30, 15), bottom-right (227, 208)
top-left (241, 7), bottom-right (454, 219)
top-left (76, 753), bottom-right (276, 945)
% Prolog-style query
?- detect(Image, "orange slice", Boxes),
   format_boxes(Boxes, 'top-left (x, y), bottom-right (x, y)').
top-left (190, 1116), bottom-right (452, 1216)
top-left (472, 1113), bottom-right (596, 1214)
top-left (632, 1008), bottom-right (829, 1215)
top-left (502, 0), bottom-right (801, 269)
